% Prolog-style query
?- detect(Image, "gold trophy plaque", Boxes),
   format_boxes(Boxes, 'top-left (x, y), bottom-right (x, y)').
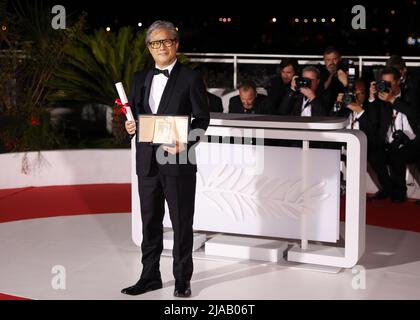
top-left (138, 115), bottom-right (189, 145)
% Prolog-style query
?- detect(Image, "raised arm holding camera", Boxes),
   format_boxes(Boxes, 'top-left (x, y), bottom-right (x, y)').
top-left (320, 47), bottom-right (350, 114)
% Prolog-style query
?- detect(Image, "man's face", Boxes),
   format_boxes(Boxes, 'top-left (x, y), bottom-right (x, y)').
top-left (148, 28), bottom-right (179, 68)
top-left (302, 71), bottom-right (319, 92)
top-left (381, 74), bottom-right (400, 95)
top-left (354, 82), bottom-right (366, 105)
top-left (239, 88), bottom-right (257, 109)
top-left (324, 52), bottom-right (341, 74)
top-left (281, 65), bottom-right (295, 85)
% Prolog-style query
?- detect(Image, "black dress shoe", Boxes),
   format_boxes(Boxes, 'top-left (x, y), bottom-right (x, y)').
top-left (174, 281), bottom-right (191, 298)
top-left (370, 190), bottom-right (390, 200)
top-left (121, 278), bottom-right (162, 295)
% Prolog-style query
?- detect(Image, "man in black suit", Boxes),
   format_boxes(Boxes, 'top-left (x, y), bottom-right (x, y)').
top-left (228, 80), bottom-right (271, 114)
top-left (278, 66), bottom-right (326, 116)
top-left (386, 55), bottom-right (420, 206)
top-left (319, 47), bottom-right (349, 114)
top-left (332, 79), bottom-right (379, 151)
top-left (267, 58), bottom-right (298, 110)
top-left (368, 67), bottom-right (420, 203)
top-left (122, 20), bottom-right (210, 297)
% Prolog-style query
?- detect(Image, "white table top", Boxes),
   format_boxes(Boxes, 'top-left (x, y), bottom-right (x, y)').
top-left (209, 113), bottom-right (349, 130)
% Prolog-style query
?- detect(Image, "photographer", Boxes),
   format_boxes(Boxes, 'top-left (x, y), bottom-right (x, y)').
top-left (277, 66), bottom-right (326, 116)
top-left (320, 47), bottom-right (349, 114)
top-left (267, 58), bottom-right (298, 110)
top-left (368, 67), bottom-right (420, 203)
top-left (386, 55), bottom-right (420, 126)
top-left (228, 80), bottom-right (272, 114)
top-left (332, 79), bottom-right (379, 152)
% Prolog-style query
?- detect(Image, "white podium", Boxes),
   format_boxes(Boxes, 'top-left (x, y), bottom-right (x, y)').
top-left (131, 114), bottom-right (366, 268)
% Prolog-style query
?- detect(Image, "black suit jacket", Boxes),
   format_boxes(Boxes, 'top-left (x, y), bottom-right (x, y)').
top-left (278, 88), bottom-right (326, 116)
top-left (333, 103), bottom-right (380, 152)
top-left (267, 76), bottom-right (289, 109)
top-left (207, 92), bottom-right (223, 113)
top-left (129, 61), bottom-right (210, 176)
top-left (401, 74), bottom-right (420, 130)
top-left (228, 94), bottom-right (272, 114)
top-left (371, 97), bottom-right (419, 147)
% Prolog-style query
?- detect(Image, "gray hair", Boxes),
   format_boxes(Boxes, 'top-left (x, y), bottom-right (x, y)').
top-left (302, 66), bottom-right (320, 79)
top-left (146, 20), bottom-right (179, 45)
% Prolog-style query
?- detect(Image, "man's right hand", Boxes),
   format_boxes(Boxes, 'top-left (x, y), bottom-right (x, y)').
top-left (291, 75), bottom-right (299, 90)
top-left (336, 93), bottom-right (344, 103)
top-left (125, 120), bottom-right (136, 135)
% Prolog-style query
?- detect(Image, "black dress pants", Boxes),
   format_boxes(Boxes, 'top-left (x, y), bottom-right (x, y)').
top-left (137, 167), bottom-right (196, 282)
top-left (370, 141), bottom-right (420, 198)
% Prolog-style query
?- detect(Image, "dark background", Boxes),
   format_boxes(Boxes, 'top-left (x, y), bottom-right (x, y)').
top-left (46, 0), bottom-right (420, 55)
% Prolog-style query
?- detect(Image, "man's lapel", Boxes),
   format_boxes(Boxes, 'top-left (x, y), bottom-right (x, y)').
top-left (142, 69), bottom-right (154, 114)
top-left (156, 61), bottom-right (181, 114)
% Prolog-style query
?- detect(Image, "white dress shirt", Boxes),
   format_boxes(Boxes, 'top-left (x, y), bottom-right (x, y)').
top-left (346, 110), bottom-right (365, 130)
top-left (300, 97), bottom-right (312, 117)
top-left (386, 93), bottom-right (416, 143)
top-left (149, 59), bottom-right (177, 114)
top-left (386, 110), bottom-right (416, 143)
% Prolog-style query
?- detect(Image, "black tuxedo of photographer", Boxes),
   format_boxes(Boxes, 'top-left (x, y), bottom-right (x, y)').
top-left (277, 67), bottom-right (327, 117)
top-left (386, 55), bottom-right (420, 130)
top-left (267, 58), bottom-right (298, 110)
top-left (319, 48), bottom-right (349, 115)
top-left (368, 68), bottom-right (420, 203)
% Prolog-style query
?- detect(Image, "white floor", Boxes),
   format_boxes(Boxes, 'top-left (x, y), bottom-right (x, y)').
top-left (1, 213), bottom-right (420, 300)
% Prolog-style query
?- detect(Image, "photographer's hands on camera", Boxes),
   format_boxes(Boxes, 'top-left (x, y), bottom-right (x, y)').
top-left (291, 75), bottom-right (316, 101)
top-left (325, 65), bottom-right (349, 90)
top-left (369, 81), bottom-right (396, 104)
top-left (336, 93), bottom-right (363, 113)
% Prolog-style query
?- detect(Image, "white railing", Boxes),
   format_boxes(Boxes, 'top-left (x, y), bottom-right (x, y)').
top-left (183, 53), bottom-right (420, 88)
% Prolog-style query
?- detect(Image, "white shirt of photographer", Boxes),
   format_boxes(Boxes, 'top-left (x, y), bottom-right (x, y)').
top-left (149, 59), bottom-right (177, 114)
top-left (346, 110), bottom-right (365, 130)
top-left (387, 110), bottom-right (416, 143)
top-left (386, 93), bottom-right (416, 143)
top-left (301, 97), bottom-right (312, 117)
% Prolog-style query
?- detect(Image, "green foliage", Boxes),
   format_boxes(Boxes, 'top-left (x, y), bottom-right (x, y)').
top-left (48, 26), bottom-right (152, 106)
top-left (0, 0), bottom-right (82, 152)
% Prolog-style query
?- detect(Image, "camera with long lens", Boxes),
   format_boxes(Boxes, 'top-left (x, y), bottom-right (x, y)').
top-left (375, 80), bottom-right (391, 93)
top-left (389, 130), bottom-right (411, 151)
top-left (295, 77), bottom-right (312, 89)
top-left (341, 60), bottom-right (357, 107)
top-left (342, 92), bottom-right (356, 105)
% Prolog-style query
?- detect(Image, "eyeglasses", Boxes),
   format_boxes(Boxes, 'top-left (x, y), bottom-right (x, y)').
top-left (148, 39), bottom-right (177, 49)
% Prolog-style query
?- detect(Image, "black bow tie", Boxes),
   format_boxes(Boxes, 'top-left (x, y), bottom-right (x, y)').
top-left (153, 68), bottom-right (170, 78)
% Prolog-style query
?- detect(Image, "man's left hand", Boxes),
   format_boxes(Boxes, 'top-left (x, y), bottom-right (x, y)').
top-left (163, 141), bottom-right (186, 155)
top-left (337, 70), bottom-right (349, 87)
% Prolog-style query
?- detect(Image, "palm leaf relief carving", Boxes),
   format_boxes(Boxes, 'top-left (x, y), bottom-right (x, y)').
top-left (197, 166), bottom-right (330, 222)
